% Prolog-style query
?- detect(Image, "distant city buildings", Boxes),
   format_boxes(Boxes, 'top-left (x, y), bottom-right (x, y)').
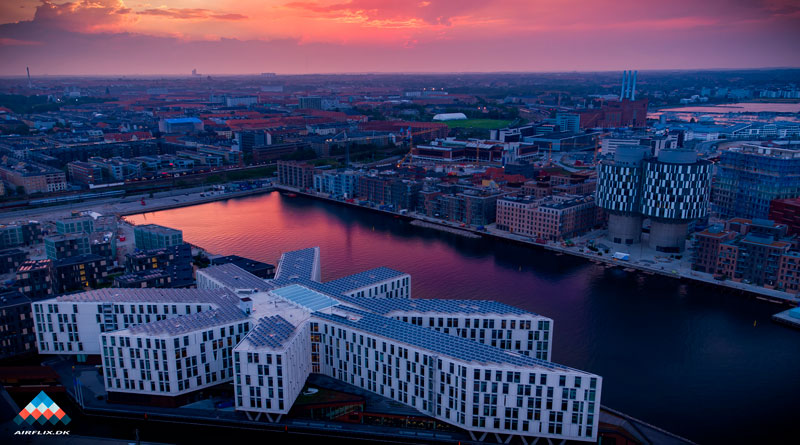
top-left (0, 159), bottom-right (67, 194)
top-left (298, 96), bottom-right (323, 110)
top-left (159, 117), bottom-right (204, 134)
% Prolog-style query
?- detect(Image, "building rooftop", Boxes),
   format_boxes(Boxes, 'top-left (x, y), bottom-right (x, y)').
top-left (271, 284), bottom-right (340, 312)
top-left (315, 306), bottom-right (578, 371)
top-left (128, 305), bottom-right (248, 336)
top-left (55, 288), bottom-right (236, 305)
top-left (164, 117), bottom-right (202, 124)
top-left (323, 267), bottom-right (407, 294)
top-left (53, 254), bottom-right (104, 267)
top-left (245, 315), bottom-right (297, 349)
top-left (0, 290), bottom-right (31, 308)
top-left (337, 297), bottom-right (539, 317)
top-left (134, 224), bottom-right (182, 235)
top-left (16, 259), bottom-right (52, 273)
top-left (274, 247), bottom-right (320, 283)
top-left (200, 263), bottom-right (274, 292)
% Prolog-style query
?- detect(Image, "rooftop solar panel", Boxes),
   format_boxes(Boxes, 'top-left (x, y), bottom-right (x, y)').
top-left (313, 307), bottom-right (580, 372)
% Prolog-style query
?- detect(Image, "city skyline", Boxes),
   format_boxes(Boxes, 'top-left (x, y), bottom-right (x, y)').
top-left (0, 0), bottom-right (799, 75)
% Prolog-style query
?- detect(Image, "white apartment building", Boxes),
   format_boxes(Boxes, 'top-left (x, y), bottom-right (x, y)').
top-left (32, 247), bottom-right (602, 442)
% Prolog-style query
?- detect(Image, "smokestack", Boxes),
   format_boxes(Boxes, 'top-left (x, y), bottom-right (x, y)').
top-left (620, 70), bottom-right (627, 101)
top-left (26, 67), bottom-right (32, 89)
top-left (631, 70), bottom-right (637, 101)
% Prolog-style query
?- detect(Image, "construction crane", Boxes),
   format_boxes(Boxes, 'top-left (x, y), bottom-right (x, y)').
top-left (395, 126), bottom-right (414, 168)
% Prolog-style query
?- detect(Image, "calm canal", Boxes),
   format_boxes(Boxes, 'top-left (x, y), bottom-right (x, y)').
top-left (126, 192), bottom-right (799, 444)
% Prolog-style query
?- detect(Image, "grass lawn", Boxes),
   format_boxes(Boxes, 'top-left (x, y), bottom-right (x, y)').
top-left (444, 119), bottom-right (511, 129)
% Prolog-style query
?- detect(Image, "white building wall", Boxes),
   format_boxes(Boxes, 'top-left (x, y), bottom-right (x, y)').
top-left (343, 275), bottom-right (410, 299)
top-left (387, 312), bottom-right (553, 360)
top-left (32, 300), bottom-right (212, 355)
top-left (100, 319), bottom-right (250, 396)
top-left (310, 316), bottom-right (600, 442)
top-left (233, 322), bottom-right (312, 416)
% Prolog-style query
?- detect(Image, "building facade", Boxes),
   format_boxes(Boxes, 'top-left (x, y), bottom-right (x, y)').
top-left (597, 147), bottom-right (711, 252)
top-left (277, 161), bottom-right (315, 190)
top-left (134, 225), bottom-right (184, 251)
top-left (0, 290), bottom-right (36, 359)
top-left (32, 247), bottom-right (602, 443)
top-left (713, 144), bottom-right (800, 220)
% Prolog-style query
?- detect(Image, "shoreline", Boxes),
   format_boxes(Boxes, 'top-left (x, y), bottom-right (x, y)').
top-left (272, 185), bottom-right (800, 309)
top-left (116, 186), bottom-right (275, 217)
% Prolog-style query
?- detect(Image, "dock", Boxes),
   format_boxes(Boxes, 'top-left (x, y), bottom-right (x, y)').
top-left (409, 220), bottom-right (481, 238)
top-left (772, 307), bottom-right (800, 329)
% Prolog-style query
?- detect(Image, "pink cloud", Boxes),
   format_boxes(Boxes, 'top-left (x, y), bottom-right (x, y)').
top-left (0, 37), bottom-right (41, 45)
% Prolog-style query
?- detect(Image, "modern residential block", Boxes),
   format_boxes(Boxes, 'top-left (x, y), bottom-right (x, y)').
top-left (32, 247), bottom-right (602, 442)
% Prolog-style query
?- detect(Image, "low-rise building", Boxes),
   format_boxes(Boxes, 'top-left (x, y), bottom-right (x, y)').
top-left (496, 195), bottom-right (602, 241)
top-left (55, 215), bottom-right (95, 235)
top-left (0, 290), bottom-right (35, 359)
top-left (15, 259), bottom-right (53, 300)
top-left (134, 224), bottom-right (184, 250)
top-left (770, 197), bottom-right (800, 236)
top-left (125, 243), bottom-right (193, 288)
top-left (113, 270), bottom-right (173, 288)
top-left (0, 222), bottom-right (42, 249)
top-left (0, 248), bottom-right (27, 274)
top-left (210, 255), bottom-right (275, 279)
top-left (52, 254), bottom-right (109, 293)
top-left (0, 160), bottom-right (67, 194)
top-left (277, 161), bottom-right (315, 190)
top-left (67, 161), bottom-right (104, 186)
top-left (44, 234), bottom-right (91, 260)
top-left (313, 170), bottom-right (360, 198)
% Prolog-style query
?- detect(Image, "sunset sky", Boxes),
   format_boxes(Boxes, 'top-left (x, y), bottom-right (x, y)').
top-left (0, 0), bottom-right (799, 75)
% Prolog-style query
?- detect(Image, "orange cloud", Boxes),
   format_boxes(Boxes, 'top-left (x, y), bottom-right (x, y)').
top-left (33, 0), bottom-right (134, 33)
top-left (137, 8), bottom-right (247, 21)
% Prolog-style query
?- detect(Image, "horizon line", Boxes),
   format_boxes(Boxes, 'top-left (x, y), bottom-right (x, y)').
top-left (2, 66), bottom-right (800, 79)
